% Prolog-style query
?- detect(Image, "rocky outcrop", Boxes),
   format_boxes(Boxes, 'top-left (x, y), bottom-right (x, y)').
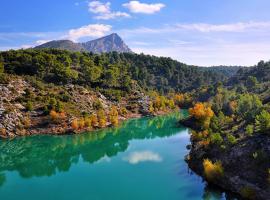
top-left (187, 134), bottom-right (270, 200)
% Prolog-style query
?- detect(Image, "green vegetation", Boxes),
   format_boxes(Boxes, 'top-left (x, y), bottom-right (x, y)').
top-left (0, 49), bottom-right (224, 94)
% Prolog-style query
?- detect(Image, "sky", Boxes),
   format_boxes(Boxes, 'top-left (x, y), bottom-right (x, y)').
top-left (1, 0), bottom-right (270, 66)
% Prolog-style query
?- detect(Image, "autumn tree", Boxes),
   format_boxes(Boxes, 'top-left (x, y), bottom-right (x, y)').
top-left (97, 109), bottom-right (107, 128)
top-left (109, 106), bottom-right (119, 126)
top-left (189, 103), bottom-right (214, 129)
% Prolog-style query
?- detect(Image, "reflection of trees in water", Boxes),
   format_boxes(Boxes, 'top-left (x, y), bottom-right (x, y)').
top-left (0, 112), bottom-right (186, 185)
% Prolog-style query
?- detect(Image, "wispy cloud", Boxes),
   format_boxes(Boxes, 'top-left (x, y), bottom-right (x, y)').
top-left (123, 1), bottom-right (165, 14)
top-left (175, 21), bottom-right (270, 33)
top-left (123, 151), bottom-right (162, 164)
top-left (89, 1), bottom-right (130, 20)
top-left (67, 24), bottom-right (112, 41)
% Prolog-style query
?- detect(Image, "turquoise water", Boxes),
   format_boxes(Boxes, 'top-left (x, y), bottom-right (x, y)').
top-left (0, 111), bottom-right (231, 200)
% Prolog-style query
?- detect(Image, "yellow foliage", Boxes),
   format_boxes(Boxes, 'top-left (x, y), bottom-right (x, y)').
top-left (97, 109), bottom-right (107, 128)
top-left (109, 106), bottom-right (119, 127)
top-left (90, 114), bottom-right (98, 127)
top-left (203, 159), bottom-right (224, 181)
top-left (120, 107), bottom-right (128, 117)
top-left (189, 103), bottom-right (214, 129)
top-left (78, 118), bottom-right (85, 129)
top-left (149, 102), bottom-right (154, 113)
top-left (84, 117), bottom-right (92, 128)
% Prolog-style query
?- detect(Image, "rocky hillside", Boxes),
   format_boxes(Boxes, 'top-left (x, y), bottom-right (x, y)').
top-left (0, 75), bottom-right (158, 138)
top-left (34, 33), bottom-right (132, 53)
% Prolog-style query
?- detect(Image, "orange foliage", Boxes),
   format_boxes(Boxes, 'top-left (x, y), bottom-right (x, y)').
top-left (71, 119), bottom-right (79, 130)
top-left (50, 110), bottom-right (66, 123)
top-left (189, 103), bottom-right (214, 129)
top-left (50, 110), bottom-right (58, 121)
top-left (189, 103), bottom-right (214, 120)
top-left (0, 128), bottom-right (6, 136)
top-left (229, 100), bottom-right (237, 113)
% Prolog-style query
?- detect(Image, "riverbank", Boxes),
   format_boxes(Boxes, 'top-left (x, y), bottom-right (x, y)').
top-left (0, 76), bottom-right (178, 139)
top-left (180, 116), bottom-right (270, 200)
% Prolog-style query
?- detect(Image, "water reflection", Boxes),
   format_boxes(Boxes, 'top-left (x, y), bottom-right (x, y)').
top-left (0, 112), bottom-right (186, 183)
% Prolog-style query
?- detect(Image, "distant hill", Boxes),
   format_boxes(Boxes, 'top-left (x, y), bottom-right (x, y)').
top-left (34, 33), bottom-right (132, 54)
top-left (200, 66), bottom-right (243, 78)
top-left (35, 40), bottom-right (85, 52)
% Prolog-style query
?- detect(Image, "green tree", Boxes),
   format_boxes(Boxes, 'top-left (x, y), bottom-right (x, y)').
top-left (255, 110), bottom-right (270, 133)
top-left (236, 94), bottom-right (262, 122)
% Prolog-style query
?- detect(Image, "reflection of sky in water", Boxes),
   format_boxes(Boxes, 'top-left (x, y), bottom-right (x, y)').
top-left (123, 151), bottom-right (162, 164)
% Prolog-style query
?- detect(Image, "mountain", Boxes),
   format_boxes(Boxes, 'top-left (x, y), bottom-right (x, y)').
top-left (81, 33), bottom-right (132, 53)
top-left (34, 33), bottom-right (132, 53)
top-left (35, 40), bottom-right (85, 52)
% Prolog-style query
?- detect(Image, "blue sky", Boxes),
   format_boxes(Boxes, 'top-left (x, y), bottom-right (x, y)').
top-left (1, 0), bottom-right (270, 66)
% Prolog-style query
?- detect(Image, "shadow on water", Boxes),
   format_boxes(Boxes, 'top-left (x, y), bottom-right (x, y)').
top-left (0, 111), bottom-right (187, 183)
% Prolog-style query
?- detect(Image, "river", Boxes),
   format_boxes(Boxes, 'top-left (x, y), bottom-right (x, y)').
top-left (0, 111), bottom-right (232, 200)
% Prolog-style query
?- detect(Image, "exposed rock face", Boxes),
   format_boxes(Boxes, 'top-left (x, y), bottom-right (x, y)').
top-left (81, 33), bottom-right (132, 53)
top-left (34, 33), bottom-right (132, 54)
top-left (187, 134), bottom-right (270, 200)
top-left (0, 79), bottom-right (32, 138)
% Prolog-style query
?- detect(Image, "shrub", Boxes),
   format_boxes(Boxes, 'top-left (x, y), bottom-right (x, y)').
top-left (120, 107), bottom-right (128, 117)
top-left (90, 114), bottom-right (98, 127)
top-left (109, 106), bottom-right (119, 127)
top-left (84, 117), bottom-right (92, 128)
top-left (255, 110), bottom-right (270, 133)
top-left (78, 118), bottom-right (85, 129)
top-left (97, 109), bottom-right (106, 128)
top-left (203, 159), bottom-right (224, 181)
top-left (71, 119), bottom-right (79, 130)
top-left (26, 101), bottom-right (33, 111)
top-left (50, 110), bottom-right (66, 123)
top-left (149, 102), bottom-right (154, 113)
top-left (227, 133), bottom-right (237, 145)
top-left (50, 110), bottom-right (58, 121)
top-left (0, 128), bottom-right (6, 136)
top-left (210, 133), bottom-right (223, 145)
top-left (189, 103), bottom-right (214, 129)
top-left (93, 100), bottom-right (103, 110)
top-left (246, 125), bottom-right (254, 136)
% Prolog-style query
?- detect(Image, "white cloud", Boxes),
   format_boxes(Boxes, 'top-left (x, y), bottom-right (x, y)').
top-left (88, 1), bottom-right (130, 20)
top-left (95, 11), bottom-right (130, 20)
top-left (123, 1), bottom-right (165, 14)
top-left (123, 151), bottom-right (162, 164)
top-left (89, 1), bottom-right (111, 14)
top-left (67, 24), bottom-right (112, 41)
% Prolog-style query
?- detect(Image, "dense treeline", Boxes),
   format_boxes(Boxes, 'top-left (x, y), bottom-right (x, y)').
top-left (0, 49), bottom-right (225, 94)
